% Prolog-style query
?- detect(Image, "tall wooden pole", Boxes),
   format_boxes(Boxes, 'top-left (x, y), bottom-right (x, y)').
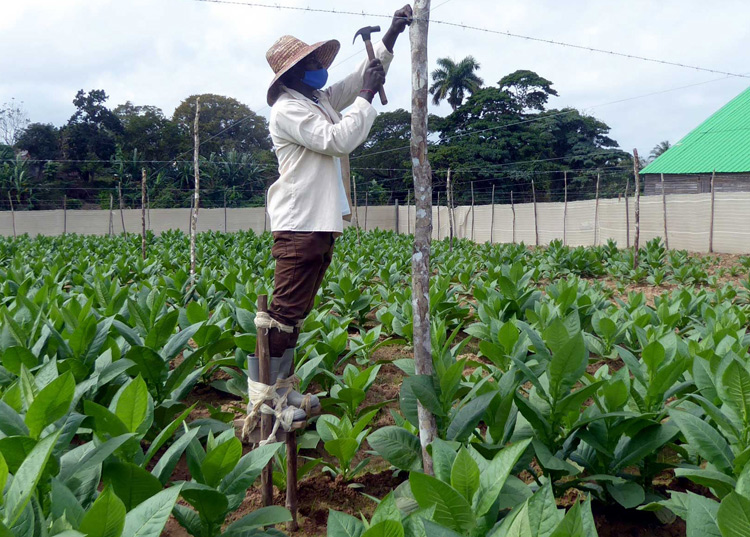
top-left (447, 168), bottom-right (454, 250)
top-left (532, 179), bottom-right (539, 247)
top-left (410, 0), bottom-right (437, 475)
top-left (511, 190), bottom-right (516, 244)
top-left (118, 182), bottom-right (125, 235)
top-left (709, 169), bottom-right (716, 253)
top-left (563, 171), bottom-right (568, 246)
top-left (470, 181), bottom-right (475, 242)
top-left (661, 173), bottom-right (669, 249)
top-left (141, 168), bottom-right (147, 260)
top-left (594, 173), bottom-right (600, 246)
top-left (633, 149), bottom-right (641, 268)
top-left (8, 193), bottom-right (15, 238)
top-left (490, 184), bottom-right (495, 244)
top-left (625, 172), bottom-right (631, 248)
top-left (190, 97), bottom-right (200, 284)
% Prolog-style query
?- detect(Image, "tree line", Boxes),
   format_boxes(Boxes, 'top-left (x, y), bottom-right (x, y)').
top-left (0, 60), bottom-right (665, 211)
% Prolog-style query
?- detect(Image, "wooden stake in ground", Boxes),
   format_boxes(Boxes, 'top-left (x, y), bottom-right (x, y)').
top-left (563, 171), bottom-right (568, 246)
top-left (108, 193), bottom-right (114, 236)
top-left (406, 189), bottom-right (411, 235)
top-left (410, 0), bottom-right (438, 476)
top-left (141, 168), bottom-right (147, 259)
top-left (286, 430), bottom-right (298, 531)
top-left (625, 172), bottom-right (631, 248)
top-left (190, 97), bottom-right (201, 283)
top-left (8, 193), bottom-right (16, 238)
top-left (511, 190), bottom-right (516, 244)
top-left (632, 149), bottom-right (641, 269)
top-left (447, 169), bottom-right (454, 250)
top-left (709, 169), bottom-right (716, 253)
top-left (470, 181), bottom-right (475, 242)
top-left (490, 184), bottom-right (495, 244)
top-left (118, 182), bottom-right (126, 235)
top-left (594, 173), bottom-right (600, 246)
top-left (661, 173), bottom-right (669, 250)
top-left (532, 179), bottom-right (539, 246)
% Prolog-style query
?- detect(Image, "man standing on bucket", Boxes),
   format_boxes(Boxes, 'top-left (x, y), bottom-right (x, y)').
top-left (246, 5), bottom-right (414, 434)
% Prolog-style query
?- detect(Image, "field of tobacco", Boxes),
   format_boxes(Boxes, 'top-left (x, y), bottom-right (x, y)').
top-left (1, 228), bottom-right (750, 537)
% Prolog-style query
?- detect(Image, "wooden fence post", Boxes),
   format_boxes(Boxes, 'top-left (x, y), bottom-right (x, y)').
top-left (563, 171), bottom-right (568, 246)
top-left (511, 190), bottom-right (516, 244)
top-left (661, 173), bottom-right (669, 249)
top-left (594, 173), bottom-right (600, 246)
top-left (141, 168), bottom-right (147, 260)
top-left (709, 169), bottom-right (716, 253)
top-left (190, 97), bottom-right (201, 284)
top-left (490, 184), bottom-right (495, 244)
top-left (633, 149), bottom-right (641, 269)
top-left (532, 179), bottom-right (539, 247)
top-left (470, 181), bottom-right (475, 242)
top-left (447, 168), bottom-right (454, 250)
top-left (118, 182), bottom-right (125, 235)
top-left (8, 193), bottom-right (16, 238)
top-left (410, 0), bottom-right (437, 476)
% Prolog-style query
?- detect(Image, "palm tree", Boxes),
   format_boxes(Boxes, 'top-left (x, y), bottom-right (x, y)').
top-left (429, 56), bottom-right (484, 111)
top-left (649, 140), bottom-right (671, 161)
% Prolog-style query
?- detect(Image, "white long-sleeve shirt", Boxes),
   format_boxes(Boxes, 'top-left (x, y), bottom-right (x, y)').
top-left (267, 41), bottom-right (394, 233)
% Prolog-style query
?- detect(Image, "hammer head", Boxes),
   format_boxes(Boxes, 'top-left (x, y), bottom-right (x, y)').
top-left (353, 25), bottom-right (381, 44)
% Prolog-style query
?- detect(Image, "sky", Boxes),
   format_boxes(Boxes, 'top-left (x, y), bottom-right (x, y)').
top-left (2, 0), bottom-right (749, 158)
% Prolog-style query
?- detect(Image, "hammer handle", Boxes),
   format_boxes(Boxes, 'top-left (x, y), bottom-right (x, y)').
top-left (363, 39), bottom-right (388, 106)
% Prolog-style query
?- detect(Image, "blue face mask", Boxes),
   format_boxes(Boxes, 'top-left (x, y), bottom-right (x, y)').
top-left (301, 68), bottom-right (328, 89)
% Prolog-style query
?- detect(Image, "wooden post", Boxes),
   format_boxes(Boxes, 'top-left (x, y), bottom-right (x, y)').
top-left (224, 190), bottom-right (228, 233)
top-left (108, 193), bottom-right (114, 236)
top-left (633, 149), bottom-right (641, 269)
top-left (511, 190), bottom-right (516, 244)
top-left (406, 189), bottom-right (411, 235)
top-left (436, 191), bottom-right (440, 240)
top-left (286, 432), bottom-right (298, 531)
top-left (594, 173), bottom-right (600, 246)
top-left (63, 195), bottom-right (67, 235)
top-left (118, 182), bottom-right (125, 235)
top-left (563, 171), bottom-right (568, 246)
top-left (8, 193), bottom-right (16, 238)
top-left (709, 169), bottom-right (716, 253)
top-left (141, 168), bottom-right (147, 260)
top-left (625, 172), bottom-right (630, 248)
top-left (410, 0), bottom-right (437, 476)
top-left (364, 191), bottom-right (369, 232)
top-left (661, 173), bottom-right (669, 250)
top-left (256, 295), bottom-right (274, 506)
top-left (395, 198), bottom-right (399, 233)
top-left (470, 181), bottom-right (475, 242)
top-left (490, 184), bottom-right (495, 244)
top-left (532, 179), bottom-right (539, 246)
top-left (190, 97), bottom-right (201, 284)
top-left (447, 168), bottom-right (454, 250)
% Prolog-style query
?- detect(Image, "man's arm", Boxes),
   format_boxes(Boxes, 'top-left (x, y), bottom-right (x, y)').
top-left (324, 4), bottom-right (412, 112)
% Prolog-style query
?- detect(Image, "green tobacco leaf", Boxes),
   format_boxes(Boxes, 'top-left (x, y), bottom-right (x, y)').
top-left (606, 481), bottom-right (645, 509)
top-left (674, 468), bottom-right (736, 499)
top-left (151, 427), bottom-right (199, 485)
top-left (84, 400), bottom-right (130, 438)
top-left (527, 482), bottom-right (563, 537)
top-left (181, 483), bottom-right (228, 524)
top-left (429, 438), bottom-right (457, 484)
top-left (614, 423), bottom-right (678, 471)
top-left (1, 347), bottom-right (37, 376)
top-left (202, 437), bottom-right (242, 488)
top-left (723, 361), bottom-right (750, 426)
top-left (474, 439), bottom-right (531, 517)
top-left (450, 447), bottom-right (480, 503)
top-left (122, 484), bottom-right (183, 537)
top-left (115, 376), bottom-right (149, 434)
top-left (368, 426), bottom-right (422, 471)
top-left (362, 520), bottom-right (404, 537)
top-left (0, 453), bottom-right (7, 507)
top-left (548, 332), bottom-right (587, 403)
top-left (717, 492), bottom-right (750, 537)
top-left (79, 485), bottom-right (126, 537)
top-left (0, 436), bottom-right (36, 474)
top-left (410, 472), bottom-right (474, 534)
top-left (24, 371), bottom-right (74, 439)
top-left (549, 501), bottom-right (585, 537)
top-left (143, 403), bottom-right (197, 466)
top-left (126, 346), bottom-right (167, 394)
top-left (0, 401), bottom-right (28, 437)
top-left (223, 506), bottom-right (292, 536)
top-left (145, 310), bottom-right (179, 350)
top-left (686, 492), bottom-right (720, 537)
top-left (669, 409), bottom-right (734, 475)
top-left (103, 461), bottom-right (163, 511)
top-left (446, 391), bottom-right (497, 442)
top-left (4, 430), bottom-right (60, 527)
top-left (327, 509), bottom-right (365, 537)
top-left (642, 341), bottom-right (666, 372)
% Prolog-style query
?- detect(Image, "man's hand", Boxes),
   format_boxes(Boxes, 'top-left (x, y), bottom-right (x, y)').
top-left (360, 59), bottom-right (386, 103)
top-left (383, 4), bottom-right (413, 52)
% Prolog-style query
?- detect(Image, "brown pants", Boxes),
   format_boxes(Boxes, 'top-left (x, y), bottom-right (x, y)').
top-left (267, 231), bottom-right (335, 356)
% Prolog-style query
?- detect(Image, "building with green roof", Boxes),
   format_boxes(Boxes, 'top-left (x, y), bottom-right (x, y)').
top-left (640, 85), bottom-right (750, 195)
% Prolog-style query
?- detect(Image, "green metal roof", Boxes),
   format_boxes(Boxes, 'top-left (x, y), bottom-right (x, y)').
top-left (641, 85), bottom-right (750, 175)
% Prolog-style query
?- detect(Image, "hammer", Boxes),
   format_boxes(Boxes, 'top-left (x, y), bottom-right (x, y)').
top-left (353, 25), bottom-right (388, 105)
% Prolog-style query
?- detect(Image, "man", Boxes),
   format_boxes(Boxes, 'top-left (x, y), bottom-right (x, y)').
top-left (247, 5), bottom-right (413, 429)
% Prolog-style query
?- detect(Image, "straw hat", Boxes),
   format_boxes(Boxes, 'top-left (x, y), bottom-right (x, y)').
top-left (266, 35), bottom-right (340, 106)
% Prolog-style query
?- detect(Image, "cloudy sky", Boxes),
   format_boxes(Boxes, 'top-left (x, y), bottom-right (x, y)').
top-left (2, 0), bottom-right (748, 156)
